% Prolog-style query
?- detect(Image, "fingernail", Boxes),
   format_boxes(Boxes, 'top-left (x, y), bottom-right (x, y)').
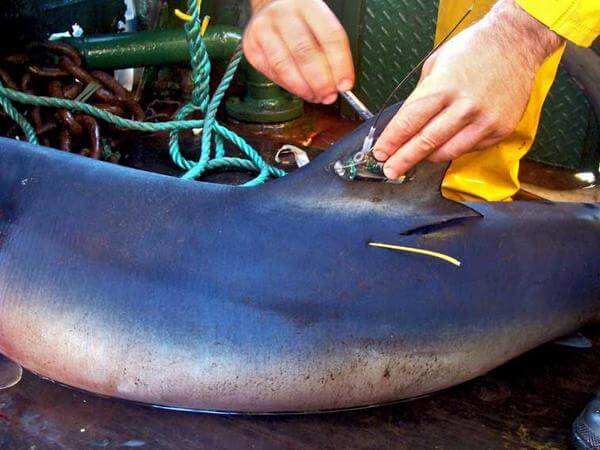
top-left (384, 166), bottom-right (398, 180)
top-left (373, 150), bottom-right (388, 161)
top-left (323, 93), bottom-right (338, 104)
top-left (338, 78), bottom-right (353, 91)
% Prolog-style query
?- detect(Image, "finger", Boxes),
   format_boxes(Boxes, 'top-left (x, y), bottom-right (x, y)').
top-left (427, 123), bottom-right (491, 162)
top-left (373, 87), bottom-right (450, 162)
top-left (274, 16), bottom-right (336, 103)
top-left (245, 43), bottom-right (293, 97)
top-left (301, 2), bottom-right (354, 93)
top-left (243, 36), bottom-right (271, 74)
top-left (254, 26), bottom-right (316, 101)
top-left (243, 32), bottom-right (279, 81)
top-left (383, 106), bottom-right (473, 179)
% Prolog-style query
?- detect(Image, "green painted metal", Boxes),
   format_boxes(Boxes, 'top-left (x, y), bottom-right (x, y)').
top-left (335, 0), bottom-right (595, 169)
top-left (64, 26), bottom-right (242, 69)
top-left (0, 45), bottom-right (286, 184)
top-left (225, 64), bottom-right (303, 123)
top-left (64, 25), bottom-right (303, 123)
top-left (345, 0), bottom-right (439, 111)
top-left (528, 67), bottom-right (593, 169)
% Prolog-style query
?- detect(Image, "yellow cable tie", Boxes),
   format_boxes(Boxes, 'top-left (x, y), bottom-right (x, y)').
top-left (174, 11), bottom-right (209, 36)
top-left (174, 0), bottom-right (203, 22)
top-left (174, 9), bottom-right (192, 21)
top-left (368, 242), bottom-right (462, 267)
top-left (201, 15), bottom-right (211, 36)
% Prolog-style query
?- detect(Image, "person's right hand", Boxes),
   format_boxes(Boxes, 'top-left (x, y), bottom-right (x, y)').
top-left (243, 0), bottom-right (355, 104)
top-left (373, 0), bottom-right (564, 180)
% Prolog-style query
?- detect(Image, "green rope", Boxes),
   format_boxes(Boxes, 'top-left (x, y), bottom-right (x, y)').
top-left (0, 0), bottom-right (285, 185)
top-left (0, 91), bottom-right (38, 145)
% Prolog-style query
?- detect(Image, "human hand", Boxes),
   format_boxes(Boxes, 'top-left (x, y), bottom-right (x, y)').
top-left (243, 0), bottom-right (354, 104)
top-left (373, 0), bottom-right (564, 180)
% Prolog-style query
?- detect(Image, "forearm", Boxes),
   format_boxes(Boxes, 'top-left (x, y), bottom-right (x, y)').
top-left (485, 0), bottom-right (565, 69)
top-left (516, 0), bottom-right (599, 47)
top-left (249, 0), bottom-right (273, 12)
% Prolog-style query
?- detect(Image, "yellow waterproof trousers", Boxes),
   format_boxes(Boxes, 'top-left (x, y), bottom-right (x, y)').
top-left (437, 0), bottom-right (600, 201)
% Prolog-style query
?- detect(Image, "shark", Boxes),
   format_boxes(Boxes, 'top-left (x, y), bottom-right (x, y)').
top-left (0, 105), bottom-right (598, 413)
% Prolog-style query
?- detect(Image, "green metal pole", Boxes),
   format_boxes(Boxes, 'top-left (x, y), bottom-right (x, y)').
top-left (64, 26), bottom-right (303, 123)
top-left (225, 62), bottom-right (303, 123)
top-left (63, 26), bottom-right (242, 69)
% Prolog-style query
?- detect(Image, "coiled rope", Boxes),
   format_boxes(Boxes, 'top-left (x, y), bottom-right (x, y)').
top-left (0, 0), bottom-right (285, 186)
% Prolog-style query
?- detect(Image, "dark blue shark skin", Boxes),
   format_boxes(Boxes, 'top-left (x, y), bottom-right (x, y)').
top-left (0, 105), bottom-right (598, 413)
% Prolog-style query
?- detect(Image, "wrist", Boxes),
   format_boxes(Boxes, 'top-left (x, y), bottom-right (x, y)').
top-left (250, 0), bottom-right (275, 12)
top-left (485, 0), bottom-right (564, 68)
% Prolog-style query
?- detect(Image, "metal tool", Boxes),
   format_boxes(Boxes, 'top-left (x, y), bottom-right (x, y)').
top-left (339, 91), bottom-right (373, 121)
top-left (338, 91), bottom-right (375, 163)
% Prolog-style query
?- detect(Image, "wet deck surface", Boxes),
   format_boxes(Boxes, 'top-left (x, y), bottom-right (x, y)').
top-left (120, 104), bottom-right (358, 185)
top-left (0, 326), bottom-right (598, 449)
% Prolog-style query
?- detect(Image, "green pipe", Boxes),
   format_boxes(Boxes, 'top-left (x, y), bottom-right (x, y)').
top-left (63, 26), bottom-right (242, 69)
top-left (243, 63), bottom-right (283, 100)
top-left (63, 26), bottom-right (303, 123)
top-left (225, 62), bottom-right (303, 123)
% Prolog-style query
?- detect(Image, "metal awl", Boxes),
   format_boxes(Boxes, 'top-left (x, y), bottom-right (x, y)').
top-left (339, 91), bottom-right (374, 121)
top-left (339, 90), bottom-right (375, 163)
